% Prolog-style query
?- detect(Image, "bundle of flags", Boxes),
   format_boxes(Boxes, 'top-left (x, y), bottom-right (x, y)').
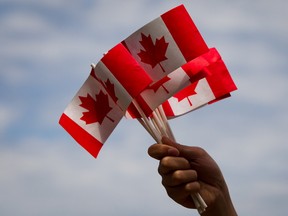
top-left (59, 4), bottom-right (237, 214)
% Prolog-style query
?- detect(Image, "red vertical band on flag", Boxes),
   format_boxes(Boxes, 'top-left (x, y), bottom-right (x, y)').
top-left (59, 114), bottom-right (103, 158)
top-left (205, 60), bottom-right (237, 98)
top-left (161, 101), bottom-right (174, 117)
top-left (208, 93), bottom-right (231, 104)
top-left (181, 48), bottom-right (221, 82)
top-left (101, 43), bottom-right (152, 98)
top-left (161, 5), bottom-right (209, 62)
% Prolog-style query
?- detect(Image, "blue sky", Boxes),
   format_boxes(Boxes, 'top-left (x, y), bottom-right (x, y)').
top-left (0, 0), bottom-right (288, 215)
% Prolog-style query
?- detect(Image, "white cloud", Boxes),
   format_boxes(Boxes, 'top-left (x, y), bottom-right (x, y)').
top-left (0, 132), bottom-right (189, 216)
top-left (0, 105), bottom-right (21, 136)
top-left (1, 0), bottom-right (288, 216)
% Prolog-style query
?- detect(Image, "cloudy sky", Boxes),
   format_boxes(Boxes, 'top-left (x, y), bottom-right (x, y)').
top-left (1, 0), bottom-right (287, 215)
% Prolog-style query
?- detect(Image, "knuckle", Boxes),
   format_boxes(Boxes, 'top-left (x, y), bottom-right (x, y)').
top-left (185, 181), bottom-right (201, 192)
top-left (160, 156), bottom-right (172, 167)
top-left (171, 170), bottom-right (198, 184)
top-left (191, 170), bottom-right (198, 180)
top-left (193, 146), bottom-right (207, 156)
top-left (172, 170), bottom-right (184, 182)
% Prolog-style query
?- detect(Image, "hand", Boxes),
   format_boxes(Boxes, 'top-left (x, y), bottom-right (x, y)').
top-left (148, 137), bottom-right (237, 216)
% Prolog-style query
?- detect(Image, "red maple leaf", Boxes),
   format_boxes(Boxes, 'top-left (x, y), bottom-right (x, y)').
top-left (149, 76), bottom-right (171, 93)
top-left (79, 91), bottom-right (114, 125)
top-left (91, 71), bottom-right (105, 87)
top-left (91, 71), bottom-right (118, 103)
top-left (104, 79), bottom-right (118, 103)
top-left (138, 33), bottom-right (169, 72)
top-left (173, 81), bottom-right (198, 106)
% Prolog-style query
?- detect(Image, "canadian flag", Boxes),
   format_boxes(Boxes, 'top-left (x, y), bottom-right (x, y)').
top-left (59, 72), bottom-right (124, 158)
top-left (122, 5), bottom-right (236, 118)
top-left (122, 4), bottom-right (208, 82)
top-left (128, 48), bottom-right (222, 118)
top-left (93, 43), bottom-right (152, 111)
top-left (122, 4), bottom-right (209, 118)
top-left (59, 4), bottom-right (237, 157)
top-left (162, 50), bottom-right (237, 118)
top-left (60, 43), bottom-right (152, 157)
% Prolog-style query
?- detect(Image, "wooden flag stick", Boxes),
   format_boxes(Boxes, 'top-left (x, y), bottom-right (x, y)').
top-left (156, 106), bottom-right (175, 141)
top-left (150, 117), bottom-right (161, 135)
top-left (137, 118), bottom-right (158, 142)
top-left (152, 105), bottom-right (207, 214)
top-left (151, 111), bottom-right (169, 138)
top-left (132, 100), bottom-right (162, 143)
top-left (133, 101), bottom-right (207, 214)
top-left (195, 192), bottom-right (208, 211)
top-left (191, 194), bottom-right (205, 214)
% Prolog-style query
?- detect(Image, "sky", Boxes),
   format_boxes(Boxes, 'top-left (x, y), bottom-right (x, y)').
top-left (0, 0), bottom-right (287, 215)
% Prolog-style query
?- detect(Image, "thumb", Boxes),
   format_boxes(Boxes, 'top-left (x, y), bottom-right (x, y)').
top-left (161, 136), bottom-right (203, 161)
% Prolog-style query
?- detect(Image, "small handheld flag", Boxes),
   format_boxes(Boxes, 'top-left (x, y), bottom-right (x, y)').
top-left (59, 4), bottom-right (237, 214)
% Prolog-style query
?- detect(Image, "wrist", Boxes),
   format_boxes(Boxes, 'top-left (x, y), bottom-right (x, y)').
top-left (201, 184), bottom-right (237, 216)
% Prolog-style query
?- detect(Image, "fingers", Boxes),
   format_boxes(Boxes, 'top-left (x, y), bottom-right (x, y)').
top-left (159, 156), bottom-right (198, 188)
top-left (158, 156), bottom-right (190, 175)
top-left (162, 169), bottom-right (198, 186)
top-left (148, 139), bottom-right (203, 209)
top-left (161, 137), bottom-right (208, 161)
top-left (148, 137), bottom-right (207, 162)
top-left (166, 181), bottom-right (201, 198)
top-left (148, 143), bottom-right (179, 160)
top-left (165, 179), bottom-right (201, 209)
top-left (159, 156), bottom-right (201, 208)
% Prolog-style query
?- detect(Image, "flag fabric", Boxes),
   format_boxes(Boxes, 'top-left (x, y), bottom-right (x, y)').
top-left (60, 43), bottom-right (152, 157)
top-left (122, 4), bottom-right (236, 118)
top-left (93, 43), bottom-right (152, 111)
top-left (126, 48), bottom-right (223, 118)
top-left (59, 72), bottom-right (125, 158)
top-left (122, 4), bottom-right (208, 82)
top-left (162, 49), bottom-right (237, 118)
top-left (122, 4), bottom-right (211, 118)
top-left (59, 4), bottom-right (237, 157)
